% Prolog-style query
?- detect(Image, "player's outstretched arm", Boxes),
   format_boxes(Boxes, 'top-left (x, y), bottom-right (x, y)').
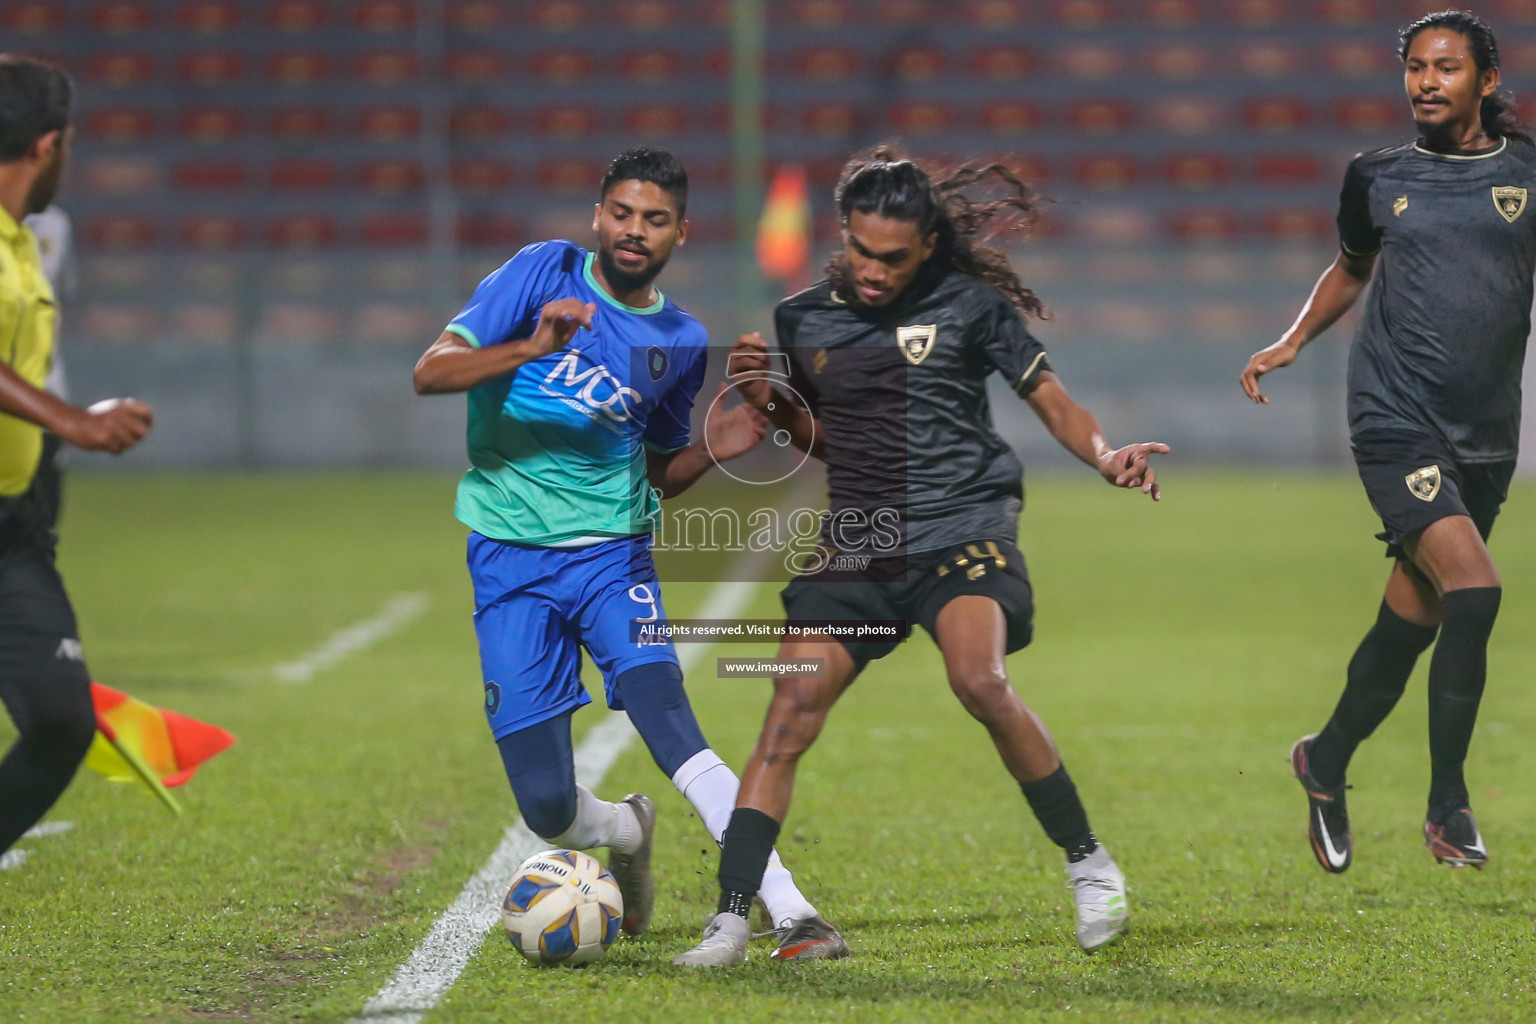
top-left (1025, 371), bottom-right (1168, 501)
top-left (413, 299), bottom-right (595, 395)
top-left (646, 382), bottom-right (768, 499)
top-left (0, 361), bottom-right (152, 454)
top-left (1239, 250), bottom-right (1375, 405)
top-left (728, 332), bottom-right (823, 458)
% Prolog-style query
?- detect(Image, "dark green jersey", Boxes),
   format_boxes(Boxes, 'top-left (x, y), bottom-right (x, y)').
top-left (776, 265), bottom-right (1051, 555)
top-left (1339, 137), bottom-right (1536, 462)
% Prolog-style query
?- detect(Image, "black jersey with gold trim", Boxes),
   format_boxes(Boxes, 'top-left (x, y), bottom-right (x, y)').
top-left (1338, 136), bottom-right (1536, 462)
top-left (774, 264), bottom-right (1051, 556)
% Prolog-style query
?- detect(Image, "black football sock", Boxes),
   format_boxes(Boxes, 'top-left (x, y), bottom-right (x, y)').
top-left (1309, 601), bottom-right (1438, 789)
top-left (1427, 587), bottom-right (1501, 818)
top-left (716, 807), bottom-right (780, 917)
top-left (1020, 764), bottom-right (1098, 863)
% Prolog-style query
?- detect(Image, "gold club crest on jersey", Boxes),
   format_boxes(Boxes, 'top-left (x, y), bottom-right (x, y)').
top-left (1493, 186), bottom-right (1527, 223)
top-left (1405, 465), bottom-right (1442, 502)
top-left (896, 324), bottom-right (937, 365)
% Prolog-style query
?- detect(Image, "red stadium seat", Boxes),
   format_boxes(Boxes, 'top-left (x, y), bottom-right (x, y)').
top-left (982, 101), bottom-right (1042, 136)
top-left (1327, 41), bottom-right (1391, 78)
top-left (1237, 42), bottom-right (1297, 77)
top-left (1061, 46), bottom-right (1123, 80)
top-left (265, 0), bottom-right (327, 32)
top-left (889, 102), bottom-right (951, 137)
top-left (1262, 210), bottom-right (1333, 241)
top-left (1230, 0), bottom-right (1286, 26)
top-left (1150, 98), bottom-right (1222, 135)
top-left (269, 159), bottom-right (338, 191)
top-left (1504, 41), bottom-right (1536, 75)
top-left (266, 52), bottom-right (331, 87)
top-left (267, 214), bottom-right (337, 248)
top-left (178, 1), bottom-right (240, 33)
top-left (791, 1), bottom-right (850, 28)
top-left (1243, 98), bottom-right (1309, 133)
top-left (445, 50), bottom-right (506, 84)
top-left (1073, 154), bottom-right (1139, 191)
top-left (450, 106), bottom-right (512, 140)
top-left (620, 1), bottom-right (677, 30)
top-left (87, 108), bottom-right (155, 144)
top-left (971, 47), bottom-right (1032, 80)
top-left (448, 0), bottom-right (500, 31)
top-left (173, 160), bottom-right (245, 191)
top-left (358, 161), bottom-right (424, 194)
top-left (352, 0), bottom-right (416, 32)
top-left (87, 216), bottom-right (158, 250)
top-left (1012, 156), bottom-right (1050, 186)
top-left (1254, 153), bottom-right (1321, 186)
top-left (169, 304), bottom-right (239, 339)
top-left (1335, 98), bottom-right (1397, 134)
top-left (890, 48), bottom-right (944, 83)
top-left (451, 160), bottom-right (515, 195)
top-left (89, 53), bottom-right (155, 88)
top-left (83, 157), bottom-right (159, 194)
top-left (354, 304), bottom-right (437, 344)
top-left (965, 0), bottom-right (1023, 26)
top-left (1318, 0), bottom-right (1375, 27)
top-left (1070, 100), bottom-right (1132, 135)
top-left (625, 105), bottom-right (689, 136)
top-left (799, 103), bottom-right (864, 138)
top-left (268, 107), bottom-right (332, 140)
top-left (875, 0), bottom-right (931, 25)
top-left (92, 1), bottom-right (153, 34)
top-left (536, 106), bottom-right (598, 140)
top-left (529, 1), bottom-right (584, 32)
top-left (1165, 153), bottom-right (1230, 190)
top-left (1153, 44), bottom-right (1211, 79)
top-left (260, 304), bottom-right (341, 342)
top-left (177, 52), bottom-right (246, 87)
top-left (538, 159), bottom-right (606, 193)
top-left (1143, 0), bottom-right (1202, 25)
top-left (357, 106), bottom-right (421, 141)
top-left (1169, 209), bottom-right (1241, 242)
top-left (457, 215), bottom-right (522, 248)
top-left (1056, 0), bottom-right (1112, 28)
top-left (80, 304), bottom-right (159, 342)
top-left (531, 51), bottom-right (593, 84)
top-left (354, 52), bottom-right (419, 86)
top-left (3, 2), bottom-right (68, 34)
top-left (620, 51), bottom-right (682, 85)
top-left (1519, 96), bottom-right (1536, 125)
top-left (179, 107), bottom-right (244, 143)
top-left (794, 48), bottom-right (860, 82)
top-left (180, 216), bottom-right (247, 250)
top-left (1499, 0), bottom-right (1536, 25)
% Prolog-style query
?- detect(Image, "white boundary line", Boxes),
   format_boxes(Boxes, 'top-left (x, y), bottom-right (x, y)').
top-left (273, 592), bottom-right (431, 683)
top-left (353, 577), bottom-right (760, 1024)
top-left (1, 821), bottom-right (76, 871)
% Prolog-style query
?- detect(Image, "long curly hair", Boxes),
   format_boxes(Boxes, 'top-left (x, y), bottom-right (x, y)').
top-left (826, 144), bottom-right (1048, 319)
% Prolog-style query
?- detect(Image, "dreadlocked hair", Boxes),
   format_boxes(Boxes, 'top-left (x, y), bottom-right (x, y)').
top-left (827, 144), bottom-right (1049, 319)
top-left (1399, 9), bottom-right (1533, 146)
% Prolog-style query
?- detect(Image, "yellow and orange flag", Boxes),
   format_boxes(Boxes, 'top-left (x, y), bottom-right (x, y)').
top-left (84, 682), bottom-right (235, 815)
top-left (756, 164), bottom-right (812, 287)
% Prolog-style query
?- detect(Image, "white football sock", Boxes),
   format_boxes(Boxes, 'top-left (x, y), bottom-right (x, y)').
top-left (549, 784), bottom-right (641, 854)
top-left (671, 749), bottom-right (818, 928)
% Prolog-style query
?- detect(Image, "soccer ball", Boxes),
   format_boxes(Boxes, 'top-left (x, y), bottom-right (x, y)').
top-left (501, 849), bottom-right (623, 967)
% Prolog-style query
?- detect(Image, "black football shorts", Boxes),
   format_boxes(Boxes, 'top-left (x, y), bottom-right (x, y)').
top-left (780, 538), bottom-right (1035, 674)
top-left (1351, 429), bottom-right (1515, 560)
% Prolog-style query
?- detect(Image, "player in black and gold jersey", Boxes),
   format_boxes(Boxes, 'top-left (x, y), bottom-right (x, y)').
top-left (0, 55), bottom-right (154, 857)
top-left (1241, 11), bottom-right (1536, 874)
top-left (675, 148), bottom-right (1168, 965)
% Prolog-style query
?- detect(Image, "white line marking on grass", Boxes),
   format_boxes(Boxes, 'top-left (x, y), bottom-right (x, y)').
top-left (353, 574), bottom-right (761, 1024)
top-left (0, 850), bottom-right (29, 871)
top-left (24, 821), bottom-right (74, 839)
top-left (273, 592), bottom-right (430, 683)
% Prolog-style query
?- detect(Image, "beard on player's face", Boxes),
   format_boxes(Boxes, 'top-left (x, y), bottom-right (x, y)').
top-left (597, 240), bottom-right (670, 294)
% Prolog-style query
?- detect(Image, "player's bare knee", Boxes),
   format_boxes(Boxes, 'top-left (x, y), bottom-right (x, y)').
top-left (947, 665), bottom-right (1014, 723)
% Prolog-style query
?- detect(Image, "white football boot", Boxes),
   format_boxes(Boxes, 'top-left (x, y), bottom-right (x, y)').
top-left (672, 911), bottom-right (750, 967)
top-left (1066, 845), bottom-right (1130, 953)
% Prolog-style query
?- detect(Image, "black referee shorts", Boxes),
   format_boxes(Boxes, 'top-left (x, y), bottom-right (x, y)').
top-left (0, 540), bottom-right (92, 717)
top-left (780, 538), bottom-right (1035, 674)
top-left (1351, 429), bottom-right (1516, 560)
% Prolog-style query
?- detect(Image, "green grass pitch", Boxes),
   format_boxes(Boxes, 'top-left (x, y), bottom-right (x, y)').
top-left (1, 472), bottom-right (1533, 1023)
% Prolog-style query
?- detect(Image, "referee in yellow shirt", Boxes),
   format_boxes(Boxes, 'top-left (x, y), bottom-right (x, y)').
top-left (0, 56), bottom-right (154, 856)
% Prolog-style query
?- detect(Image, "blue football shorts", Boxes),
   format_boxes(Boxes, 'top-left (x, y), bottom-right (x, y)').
top-left (466, 531), bottom-right (680, 739)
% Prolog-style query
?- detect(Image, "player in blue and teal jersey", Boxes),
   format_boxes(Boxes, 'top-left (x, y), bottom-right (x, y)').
top-left (414, 148), bottom-right (840, 954)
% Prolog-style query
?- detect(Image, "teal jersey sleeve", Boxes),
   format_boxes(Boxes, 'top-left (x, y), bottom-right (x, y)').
top-left (642, 342), bottom-right (706, 453)
top-left (447, 240), bottom-right (580, 348)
